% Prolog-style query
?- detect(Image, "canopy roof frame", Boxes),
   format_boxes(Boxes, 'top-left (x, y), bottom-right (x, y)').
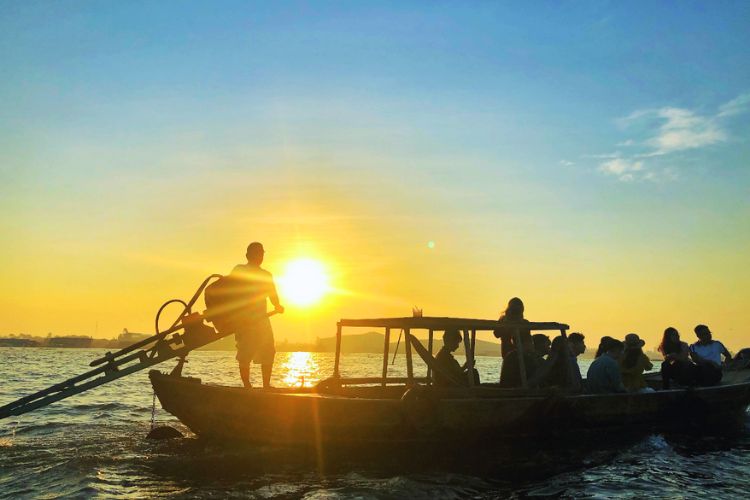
top-left (333, 316), bottom-right (570, 387)
top-left (338, 317), bottom-right (568, 331)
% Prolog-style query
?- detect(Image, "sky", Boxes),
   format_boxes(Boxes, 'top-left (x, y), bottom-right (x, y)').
top-left (1, 1), bottom-right (749, 350)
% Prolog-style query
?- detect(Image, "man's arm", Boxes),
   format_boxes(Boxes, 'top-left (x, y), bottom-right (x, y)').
top-left (721, 343), bottom-right (732, 362)
top-left (267, 273), bottom-right (284, 313)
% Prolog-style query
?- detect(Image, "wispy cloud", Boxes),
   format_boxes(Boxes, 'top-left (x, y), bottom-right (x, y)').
top-left (598, 158), bottom-right (643, 182)
top-left (594, 92), bottom-right (748, 182)
top-left (583, 152), bottom-right (621, 159)
top-left (559, 160), bottom-right (575, 166)
top-left (717, 92), bottom-right (750, 118)
top-left (648, 107), bottom-right (726, 154)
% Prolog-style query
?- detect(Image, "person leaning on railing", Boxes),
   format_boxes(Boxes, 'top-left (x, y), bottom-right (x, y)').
top-left (493, 297), bottom-right (528, 359)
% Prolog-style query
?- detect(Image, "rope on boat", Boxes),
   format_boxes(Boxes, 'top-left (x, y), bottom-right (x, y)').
top-left (150, 389), bottom-right (157, 431)
top-left (391, 329), bottom-right (404, 365)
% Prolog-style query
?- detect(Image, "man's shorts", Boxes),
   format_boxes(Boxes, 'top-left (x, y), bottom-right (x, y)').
top-left (235, 316), bottom-right (276, 366)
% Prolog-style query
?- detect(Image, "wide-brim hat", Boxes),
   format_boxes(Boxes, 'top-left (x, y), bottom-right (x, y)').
top-left (624, 333), bottom-right (645, 348)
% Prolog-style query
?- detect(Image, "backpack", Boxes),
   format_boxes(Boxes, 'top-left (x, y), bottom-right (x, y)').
top-left (204, 274), bottom-right (247, 335)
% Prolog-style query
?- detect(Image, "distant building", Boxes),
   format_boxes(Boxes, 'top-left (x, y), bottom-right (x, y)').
top-left (0, 338), bottom-right (39, 347)
top-left (47, 336), bottom-right (93, 348)
top-left (116, 329), bottom-right (151, 347)
top-left (117, 328), bottom-right (151, 347)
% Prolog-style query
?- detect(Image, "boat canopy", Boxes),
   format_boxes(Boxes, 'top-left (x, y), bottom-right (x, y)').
top-left (331, 316), bottom-right (570, 389)
top-left (339, 316), bottom-right (568, 331)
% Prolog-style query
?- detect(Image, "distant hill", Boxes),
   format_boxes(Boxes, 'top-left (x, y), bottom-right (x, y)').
top-left (196, 330), bottom-right (502, 356)
top-left (314, 331), bottom-right (501, 357)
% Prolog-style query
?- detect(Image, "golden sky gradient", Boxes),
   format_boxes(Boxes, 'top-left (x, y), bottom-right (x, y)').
top-left (2, 161), bottom-right (748, 351)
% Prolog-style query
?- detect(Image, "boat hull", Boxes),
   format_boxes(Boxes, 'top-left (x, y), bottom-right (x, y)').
top-left (150, 371), bottom-right (750, 445)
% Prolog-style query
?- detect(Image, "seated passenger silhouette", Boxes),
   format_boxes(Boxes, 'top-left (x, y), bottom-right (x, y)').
top-left (434, 329), bottom-right (479, 387)
top-left (537, 333), bottom-right (585, 391)
top-left (586, 338), bottom-right (626, 394)
top-left (532, 334), bottom-right (552, 361)
top-left (620, 333), bottom-right (654, 392)
top-left (658, 327), bottom-right (696, 389)
top-left (689, 324), bottom-right (731, 386)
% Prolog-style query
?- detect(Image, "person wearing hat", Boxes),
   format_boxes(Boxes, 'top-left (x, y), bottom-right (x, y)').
top-left (689, 324), bottom-right (731, 386)
top-left (619, 333), bottom-right (654, 392)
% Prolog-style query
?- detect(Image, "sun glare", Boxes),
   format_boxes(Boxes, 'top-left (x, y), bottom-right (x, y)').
top-left (278, 258), bottom-right (330, 307)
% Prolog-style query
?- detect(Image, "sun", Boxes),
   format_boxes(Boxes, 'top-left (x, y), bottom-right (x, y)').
top-left (277, 258), bottom-right (330, 307)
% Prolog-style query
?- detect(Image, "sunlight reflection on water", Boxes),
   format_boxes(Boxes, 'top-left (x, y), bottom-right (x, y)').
top-left (281, 351), bottom-right (319, 387)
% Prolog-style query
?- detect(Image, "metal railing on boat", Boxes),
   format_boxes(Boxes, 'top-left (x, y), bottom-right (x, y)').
top-left (0, 275), bottom-right (244, 420)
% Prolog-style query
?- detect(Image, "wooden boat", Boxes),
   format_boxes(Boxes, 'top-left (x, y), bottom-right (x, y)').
top-left (150, 317), bottom-right (750, 444)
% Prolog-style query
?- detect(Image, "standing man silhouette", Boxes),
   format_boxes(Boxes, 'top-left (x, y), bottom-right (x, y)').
top-left (231, 242), bottom-right (284, 388)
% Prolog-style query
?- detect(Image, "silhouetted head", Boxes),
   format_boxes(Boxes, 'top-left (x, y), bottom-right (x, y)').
top-left (550, 335), bottom-right (567, 354)
top-left (605, 339), bottom-right (625, 360)
top-left (622, 333), bottom-right (645, 368)
top-left (694, 324), bottom-right (712, 342)
top-left (624, 333), bottom-right (645, 350)
top-left (595, 336), bottom-right (616, 358)
top-left (246, 242), bottom-right (265, 265)
top-left (664, 327), bottom-right (679, 343)
top-left (659, 327), bottom-right (681, 355)
top-left (501, 297), bottom-right (525, 321)
top-left (443, 329), bottom-right (462, 352)
top-left (568, 332), bottom-right (586, 356)
top-left (532, 334), bottom-right (551, 357)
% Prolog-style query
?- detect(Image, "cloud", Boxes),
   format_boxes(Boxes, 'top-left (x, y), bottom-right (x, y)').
top-left (592, 91), bottom-right (749, 182)
top-left (559, 160), bottom-right (575, 167)
top-left (717, 92), bottom-right (750, 118)
top-left (598, 158), bottom-right (644, 181)
top-left (648, 107), bottom-right (726, 154)
top-left (583, 152), bottom-right (621, 159)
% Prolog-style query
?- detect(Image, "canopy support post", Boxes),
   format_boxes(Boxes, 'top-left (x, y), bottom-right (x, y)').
top-left (426, 329), bottom-right (434, 383)
top-left (463, 329), bottom-right (475, 387)
top-left (515, 326), bottom-right (528, 389)
top-left (334, 322), bottom-right (342, 378)
top-left (381, 327), bottom-right (391, 386)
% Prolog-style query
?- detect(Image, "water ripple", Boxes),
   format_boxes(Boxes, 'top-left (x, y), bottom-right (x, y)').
top-left (1, 348), bottom-right (749, 499)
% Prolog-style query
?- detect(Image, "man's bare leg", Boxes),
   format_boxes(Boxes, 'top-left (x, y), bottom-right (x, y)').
top-left (261, 364), bottom-right (273, 388)
top-left (239, 364), bottom-right (252, 388)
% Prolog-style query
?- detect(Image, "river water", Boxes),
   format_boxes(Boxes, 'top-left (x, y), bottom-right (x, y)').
top-left (1, 348), bottom-right (749, 498)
